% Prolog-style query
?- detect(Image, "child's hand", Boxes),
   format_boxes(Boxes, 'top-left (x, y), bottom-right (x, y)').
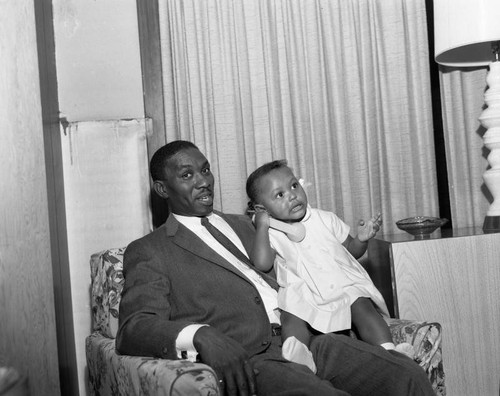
top-left (357, 212), bottom-right (382, 242)
top-left (254, 209), bottom-right (270, 230)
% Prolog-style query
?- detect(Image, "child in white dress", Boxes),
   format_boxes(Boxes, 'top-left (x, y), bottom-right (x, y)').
top-left (246, 160), bottom-right (413, 372)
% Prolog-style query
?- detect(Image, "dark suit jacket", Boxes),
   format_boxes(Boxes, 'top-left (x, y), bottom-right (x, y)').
top-left (116, 211), bottom-right (279, 360)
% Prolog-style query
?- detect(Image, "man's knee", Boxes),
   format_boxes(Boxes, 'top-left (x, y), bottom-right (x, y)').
top-left (253, 358), bottom-right (348, 396)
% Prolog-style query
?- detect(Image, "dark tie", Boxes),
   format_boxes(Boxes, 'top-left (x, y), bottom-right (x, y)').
top-left (200, 217), bottom-right (279, 290)
top-left (200, 217), bottom-right (254, 266)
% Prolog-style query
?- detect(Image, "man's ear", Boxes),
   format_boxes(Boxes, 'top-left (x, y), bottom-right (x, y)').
top-left (153, 180), bottom-right (169, 199)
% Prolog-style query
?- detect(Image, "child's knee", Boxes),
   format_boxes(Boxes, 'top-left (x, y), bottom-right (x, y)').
top-left (352, 297), bottom-right (374, 312)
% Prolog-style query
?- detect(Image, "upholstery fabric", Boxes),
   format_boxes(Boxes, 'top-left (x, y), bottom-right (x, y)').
top-left (87, 247), bottom-right (445, 396)
top-left (90, 247), bottom-right (126, 339)
top-left (87, 247), bottom-right (220, 396)
top-left (85, 334), bottom-right (220, 396)
top-left (386, 319), bottom-right (445, 396)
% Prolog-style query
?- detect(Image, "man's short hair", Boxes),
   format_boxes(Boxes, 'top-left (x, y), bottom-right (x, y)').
top-left (150, 140), bottom-right (199, 181)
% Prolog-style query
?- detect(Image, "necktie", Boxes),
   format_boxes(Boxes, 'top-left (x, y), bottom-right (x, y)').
top-left (200, 217), bottom-right (253, 267)
top-left (200, 217), bottom-right (279, 290)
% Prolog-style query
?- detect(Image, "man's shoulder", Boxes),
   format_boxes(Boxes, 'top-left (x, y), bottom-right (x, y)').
top-left (126, 213), bottom-right (180, 247)
top-left (125, 224), bottom-right (166, 251)
top-left (126, 212), bottom-right (253, 248)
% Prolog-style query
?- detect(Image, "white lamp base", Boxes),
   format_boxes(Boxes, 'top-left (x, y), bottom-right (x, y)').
top-left (479, 61), bottom-right (500, 232)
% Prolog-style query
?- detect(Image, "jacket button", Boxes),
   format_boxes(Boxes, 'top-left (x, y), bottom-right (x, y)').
top-left (262, 340), bottom-right (269, 345)
top-left (254, 296), bottom-right (261, 304)
top-left (162, 347), bottom-right (168, 355)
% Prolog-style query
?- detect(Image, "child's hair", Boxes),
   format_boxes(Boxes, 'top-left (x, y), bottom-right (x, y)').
top-left (246, 159), bottom-right (288, 211)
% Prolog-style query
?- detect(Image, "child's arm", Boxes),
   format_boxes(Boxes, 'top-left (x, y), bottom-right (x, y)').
top-left (342, 213), bottom-right (382, 259)
top-left (249, 211), bottom-right (276, 272)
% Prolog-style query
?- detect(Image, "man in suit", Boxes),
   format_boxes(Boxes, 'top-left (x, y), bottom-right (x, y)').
top-left (116, 140), bottom-right (434, 396)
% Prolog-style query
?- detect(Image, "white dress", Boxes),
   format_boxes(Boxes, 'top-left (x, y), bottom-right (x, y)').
top-left (269, 206), bottom-right (389, 333)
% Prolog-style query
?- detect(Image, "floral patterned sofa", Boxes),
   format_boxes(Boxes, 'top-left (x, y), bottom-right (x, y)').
top-left (86, 247), bottom-right (446, 396)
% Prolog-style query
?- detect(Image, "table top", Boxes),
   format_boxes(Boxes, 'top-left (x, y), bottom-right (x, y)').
top-left (376, 226), bottom-right (500, 243)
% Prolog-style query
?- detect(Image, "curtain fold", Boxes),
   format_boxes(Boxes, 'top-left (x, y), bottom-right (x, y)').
top-left (157, 0), bottom-right (438, 234)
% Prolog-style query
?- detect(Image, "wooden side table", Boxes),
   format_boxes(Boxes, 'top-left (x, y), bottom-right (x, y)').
top-left (365, 228), bottom-right (500, 396)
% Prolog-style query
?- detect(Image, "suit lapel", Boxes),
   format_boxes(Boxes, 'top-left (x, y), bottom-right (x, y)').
top-left (164, 213), bottom-right (279, 291)
top-left (164, 214), bottom-right (257, 283)
top-left (219, 213), bottom-right (279, 291)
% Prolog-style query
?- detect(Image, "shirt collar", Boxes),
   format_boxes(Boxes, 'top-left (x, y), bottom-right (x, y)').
top-left (173, 212), bottom-right (216, 227)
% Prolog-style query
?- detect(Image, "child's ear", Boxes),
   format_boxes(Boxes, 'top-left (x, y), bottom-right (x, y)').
top-left (254, 204), bottom-right (267, 213)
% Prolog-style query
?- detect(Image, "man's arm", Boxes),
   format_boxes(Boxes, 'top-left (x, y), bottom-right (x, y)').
top-left (116, 231), bottom-right (259, 396)
top-left (116, 239), bottom-right (190, 359)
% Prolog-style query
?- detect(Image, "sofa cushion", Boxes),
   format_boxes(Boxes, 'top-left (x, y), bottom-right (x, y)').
top-left (90, 247), bottom-right (126, 338)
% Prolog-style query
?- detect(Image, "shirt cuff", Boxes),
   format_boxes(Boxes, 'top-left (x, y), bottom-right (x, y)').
top-left (176, 324), bottom-right (208, 361)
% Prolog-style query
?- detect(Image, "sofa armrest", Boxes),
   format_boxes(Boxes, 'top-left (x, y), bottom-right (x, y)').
top-left (386, 318), bottom-right (445, 396)
top-left (86, 332), bottom-right (221, 396)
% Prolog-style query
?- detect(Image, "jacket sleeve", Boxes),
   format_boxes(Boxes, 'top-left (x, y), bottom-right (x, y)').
top-left (116, 238), bottom-right (192, 359)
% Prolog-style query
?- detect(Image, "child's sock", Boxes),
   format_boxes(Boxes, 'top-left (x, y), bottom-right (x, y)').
top-left (381, 342), bottom-right (415, 359)
top-left (380, 342), bottom-right (396, 350)
top-left (282, 336), bottom-right (317, 373)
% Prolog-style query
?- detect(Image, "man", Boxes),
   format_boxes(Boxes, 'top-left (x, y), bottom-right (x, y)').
top-left (117, 140), bottom-right (434, 396)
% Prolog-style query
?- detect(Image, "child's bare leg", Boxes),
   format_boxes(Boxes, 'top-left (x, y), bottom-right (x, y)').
top-left (280, 310), bottom-right (316, 372)
top-left (351, 297), bottom-right (392, 345)
top-left (351, 297), bottom-right (415, 359)
top-left (280, 310), bottom-right (311, 347)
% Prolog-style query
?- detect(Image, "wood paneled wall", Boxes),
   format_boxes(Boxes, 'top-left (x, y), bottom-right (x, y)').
top-left (0, 1), bottom-right (61, 395)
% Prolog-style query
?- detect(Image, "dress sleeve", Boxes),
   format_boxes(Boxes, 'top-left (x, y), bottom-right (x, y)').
top-left (324, 210), bottom-right (351, 243)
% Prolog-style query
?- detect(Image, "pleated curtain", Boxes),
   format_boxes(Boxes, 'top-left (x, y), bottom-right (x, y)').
top-left (156, 0), bottom-right (439, 234)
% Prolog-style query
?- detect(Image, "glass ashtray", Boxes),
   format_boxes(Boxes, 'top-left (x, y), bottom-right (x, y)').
top-left (396, 216), bottom-right (448, 238)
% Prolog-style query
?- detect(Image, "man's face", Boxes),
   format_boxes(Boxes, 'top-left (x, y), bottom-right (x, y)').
top-left (256, 166), bottom-right (308, 222)
top-left (157, 147), bottom-right (214, 217)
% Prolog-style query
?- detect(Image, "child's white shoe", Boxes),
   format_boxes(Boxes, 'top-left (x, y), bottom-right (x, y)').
top-left (381, 341), bottom-right (415, 359)
top-left (282, 336), bottom-right (317, 373)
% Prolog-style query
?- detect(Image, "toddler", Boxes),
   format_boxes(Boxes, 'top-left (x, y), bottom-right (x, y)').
top-left (246, 160), bottom-right (413, 372)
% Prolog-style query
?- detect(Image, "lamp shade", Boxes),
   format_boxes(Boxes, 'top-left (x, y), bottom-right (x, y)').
top-left (434, 0), bottom-right (500, 66)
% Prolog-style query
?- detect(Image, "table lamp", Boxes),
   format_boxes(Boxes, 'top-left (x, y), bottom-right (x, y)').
top-left (433, 0), bottom-right (500, 231)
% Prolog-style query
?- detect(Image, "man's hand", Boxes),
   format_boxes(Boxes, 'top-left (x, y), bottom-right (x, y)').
top-left (357, 212), bottom-right (382, 242)
top-left (193, 326), bottom-right (257, 396)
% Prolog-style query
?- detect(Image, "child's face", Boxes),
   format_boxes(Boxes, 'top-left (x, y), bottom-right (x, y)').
top-left (255, 166), bottom-right (308, 222)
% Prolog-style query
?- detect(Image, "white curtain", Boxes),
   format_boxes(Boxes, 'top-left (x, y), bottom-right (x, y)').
top-left (157, 0), bottom-right (439, 234)
top-left (439, 67), bottom-right (490, 228)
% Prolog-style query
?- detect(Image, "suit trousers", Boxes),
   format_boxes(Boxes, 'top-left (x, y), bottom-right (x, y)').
top-left (250, 332), bottom-right (434, 396)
